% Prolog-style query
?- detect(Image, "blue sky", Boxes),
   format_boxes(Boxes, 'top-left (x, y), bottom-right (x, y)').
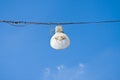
top-left (0, 0), bottom-right (120, 80)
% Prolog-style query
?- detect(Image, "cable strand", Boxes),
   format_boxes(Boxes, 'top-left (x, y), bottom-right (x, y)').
top-left (0, 20), bottom-right (120, 26)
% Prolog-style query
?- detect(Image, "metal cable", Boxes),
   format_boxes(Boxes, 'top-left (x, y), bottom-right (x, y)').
top-left (0, 20), bottom-right (120, 26)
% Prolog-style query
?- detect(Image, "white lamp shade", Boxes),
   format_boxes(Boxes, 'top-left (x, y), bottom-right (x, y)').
top-left (50, 33), bottom-right (70, 50)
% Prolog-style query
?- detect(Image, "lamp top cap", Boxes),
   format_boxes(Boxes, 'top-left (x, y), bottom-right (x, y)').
top-left (55, 25), bottom-right (63, 33)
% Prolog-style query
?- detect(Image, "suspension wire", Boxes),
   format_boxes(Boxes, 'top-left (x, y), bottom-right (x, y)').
top-left (0, 20), bottom-right (120, 26)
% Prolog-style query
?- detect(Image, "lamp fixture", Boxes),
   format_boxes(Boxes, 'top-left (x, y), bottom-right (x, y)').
top-left (50, 25), bottom-right (70, 50)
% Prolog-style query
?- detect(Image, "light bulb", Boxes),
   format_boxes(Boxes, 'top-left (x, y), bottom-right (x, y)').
top-left (50, 25), bottom-right (70, 50)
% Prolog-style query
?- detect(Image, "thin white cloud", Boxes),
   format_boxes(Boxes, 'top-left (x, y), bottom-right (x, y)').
top-left (43, 68), bottom-right (51, 80)
top-left (45, 68), bottom-right (51, 75)
top-left (78, 63), bottom-right (85, 74)
top-left (79, 63), bottom-right (85, 69)
top-left (57, 65), bottom-right (64, 71)
top-left (42, 64), bottom-right (85, 80)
